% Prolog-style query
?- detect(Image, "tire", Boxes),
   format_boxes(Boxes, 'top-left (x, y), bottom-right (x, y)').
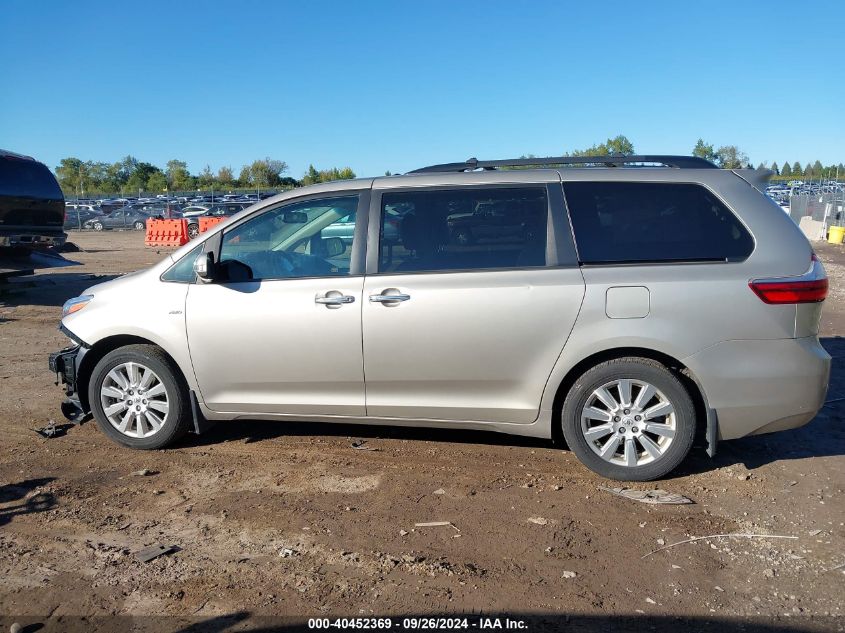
top-left (87, 344), bottom-right (192, 450)
top-left (560, 357), bottom-right (696, 481)
top-left (133, 221), bottom-right (145, 230)
top-left (93, 222), bottom-right (104, 231)
top-left (188, 223), bottom-right (199, 239)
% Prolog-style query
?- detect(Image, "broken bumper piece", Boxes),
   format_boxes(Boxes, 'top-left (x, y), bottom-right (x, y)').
top-left (49, 343), bottom-right (90, 423)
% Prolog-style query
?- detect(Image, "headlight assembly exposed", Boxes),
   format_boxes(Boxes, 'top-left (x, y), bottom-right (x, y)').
top-left (61, 295), bottom-right (93, 318)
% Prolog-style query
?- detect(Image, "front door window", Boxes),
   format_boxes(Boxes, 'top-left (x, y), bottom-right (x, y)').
top-left (219, 195), bottom-right (359, 280)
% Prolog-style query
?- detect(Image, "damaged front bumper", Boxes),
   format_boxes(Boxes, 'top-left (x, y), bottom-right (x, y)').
top-left (48, 338), bottom-right (90, 423)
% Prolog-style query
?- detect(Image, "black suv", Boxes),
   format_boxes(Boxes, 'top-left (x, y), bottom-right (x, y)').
top-left (0, 150), bottom-right (66, 252)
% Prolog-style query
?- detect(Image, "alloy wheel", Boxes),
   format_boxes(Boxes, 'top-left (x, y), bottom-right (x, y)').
top-left (580, 378), bottom-right (676, 467)
top-left (99, 362), bottom-right (170, 438)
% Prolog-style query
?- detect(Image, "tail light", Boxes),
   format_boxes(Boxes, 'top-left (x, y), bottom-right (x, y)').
top-left (749, 254), bottom-right (828, 304)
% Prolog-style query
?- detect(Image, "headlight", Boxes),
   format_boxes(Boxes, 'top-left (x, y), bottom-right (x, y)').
top-left (62, 295), bottom-right (93, 318)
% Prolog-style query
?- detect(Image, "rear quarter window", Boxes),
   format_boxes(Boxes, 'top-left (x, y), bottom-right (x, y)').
top-left (563, 182), bottom-right (753, 264)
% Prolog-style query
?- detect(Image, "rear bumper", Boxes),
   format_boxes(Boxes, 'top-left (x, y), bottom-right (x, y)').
top-left (684, 337), bottom-right (831, 440)
top-left (0, 231), bottom-right (66, 248)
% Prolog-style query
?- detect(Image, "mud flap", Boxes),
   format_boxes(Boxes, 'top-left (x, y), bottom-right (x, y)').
top-left (706, 408), bottom-right (719, 458)
top-left (190, 390), bottom-right (215, 435)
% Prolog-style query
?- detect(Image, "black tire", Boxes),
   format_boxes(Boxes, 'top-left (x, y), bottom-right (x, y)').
top-left (188, 223), bottom-right (199, 238)
top-left (133, 221), bottom-right (145, 230)
top-left (93, 222), bottom-right (104, 231)
top-left (560, 357), bottom-right (696, 481)
top-left (87, 344), bottom-right (192, 450)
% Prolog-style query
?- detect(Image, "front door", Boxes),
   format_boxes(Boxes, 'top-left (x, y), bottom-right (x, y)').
top-left (186, 192), bottom-right (368, 415)
top-left (362, 183), bottom-right (585, 424)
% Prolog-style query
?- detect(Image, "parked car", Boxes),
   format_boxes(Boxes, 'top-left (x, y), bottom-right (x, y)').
top-left (180, 205), bottom-right (210, 219)
top-left (320, 206), bottom-right (404, 245)
top-left (133, 202), bottom-right (183, 219)
top-left (0, 149), bottom-right (66, 252)
top-left (447, 197), bottom-right (545, 245)
top-left (83, 207), bottom-right (159, 231)
top-left (185, 202), bottom-right (252, 238)
top-left (64, 208), bottom-right (102, 229)
top-left (49, 155), bottom-right (830, 481)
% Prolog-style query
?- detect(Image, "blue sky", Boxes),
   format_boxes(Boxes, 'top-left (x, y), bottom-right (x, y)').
top-left (1, 1), bottom-right (843, 179)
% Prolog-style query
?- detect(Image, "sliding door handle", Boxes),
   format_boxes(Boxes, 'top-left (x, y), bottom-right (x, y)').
top-left (369, 293), bottom-right (410, 303)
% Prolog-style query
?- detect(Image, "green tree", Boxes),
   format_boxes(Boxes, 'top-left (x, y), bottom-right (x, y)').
top-left (571, 134), bottom-right (635, 157)
top-left (692, 139), bottom-right (718, 163)
top-left (792, 161), bottom-right (802, 176)
top-left (237, 165), bottom-right (252, 186)
top-left (302, 165), bottom-right (356, 185)
top-left (716, 145), bottom-right (749, 169)
top-left (301, 164), bottom-right (321, 185)
top-left (197, 165), bottom-right (214, 190)
top-left (124, 172), bottom-right (145, 193)
top-left (250, 160), bottom-right (272, 187)
top-left (770, 161), bottom-right (779, 175)
top-left (87, 162), bottom-right (111, 190)
top-left (812, 160), bottom-right (823, 178)
top-left (55, 157), bottom-right (86, 194)
top-left (166, 159), bottom-right (194, 191)
top-left (781, 162), bottom-right (792, 177)
top-left (147, 171), bottom-right (167, 192)
top-left (248, 158), bottom-right (288, 187)
top-left (217, 166), bottom-right (234, 188)
top-left (279, 176), bottom-right (300, 188)
top-left (117, 155), bottom-right (139, 180)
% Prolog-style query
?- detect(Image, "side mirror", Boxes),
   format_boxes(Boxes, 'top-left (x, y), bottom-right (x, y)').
top-left (193, 252), bottom-right (215, 280)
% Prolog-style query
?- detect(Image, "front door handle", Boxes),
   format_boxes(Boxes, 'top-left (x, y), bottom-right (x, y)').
top-left (369, 293), bottom-right (411, 303)
top-left (315, 293), bottom-right (355, 305)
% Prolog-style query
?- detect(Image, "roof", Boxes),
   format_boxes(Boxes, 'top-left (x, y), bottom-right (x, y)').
top-left (0, 149), bottom-right (36, 161)
top-left (409, 155), bottom-right (717, 173)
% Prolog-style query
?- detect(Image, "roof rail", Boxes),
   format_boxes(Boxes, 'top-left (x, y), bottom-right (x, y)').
top-left (408, 155), bottom-right (718, 174)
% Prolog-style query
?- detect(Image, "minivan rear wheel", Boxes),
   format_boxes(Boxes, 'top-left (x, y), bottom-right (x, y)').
top-left (88, 344), bottom-right (192, 449)
top-left (561, 357), bottom-right (695, 481)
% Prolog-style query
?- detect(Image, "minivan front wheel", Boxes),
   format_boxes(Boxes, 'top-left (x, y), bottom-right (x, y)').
top-left (561, 357), bottom-right (695, 481)
top-left (88, 344), bottom-right (192, 449)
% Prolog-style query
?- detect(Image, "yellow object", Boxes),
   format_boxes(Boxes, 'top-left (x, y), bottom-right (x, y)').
top-left (829, 225), bottom-right (845, 244)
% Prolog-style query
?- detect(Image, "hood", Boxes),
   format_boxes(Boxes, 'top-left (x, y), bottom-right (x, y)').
top-left (81, 266), bottom-right (153, 297)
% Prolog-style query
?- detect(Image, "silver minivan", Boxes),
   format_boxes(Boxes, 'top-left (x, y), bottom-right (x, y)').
top-left (49, 155), bottom-right (831, 480)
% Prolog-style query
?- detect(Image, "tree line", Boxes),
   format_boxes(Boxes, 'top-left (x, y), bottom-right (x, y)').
top-left (600, 135), bottom-right (843, 180)
top-left (54, 138), bottom-right (843, 196)
top-left (54, 156), bottom-right (356, 196)
top-left (569, 135), bottom-right (843, 179)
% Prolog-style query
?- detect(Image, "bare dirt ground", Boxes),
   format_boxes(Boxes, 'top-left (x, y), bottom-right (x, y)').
top-left (0, 232), bottom-right (843, 632)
